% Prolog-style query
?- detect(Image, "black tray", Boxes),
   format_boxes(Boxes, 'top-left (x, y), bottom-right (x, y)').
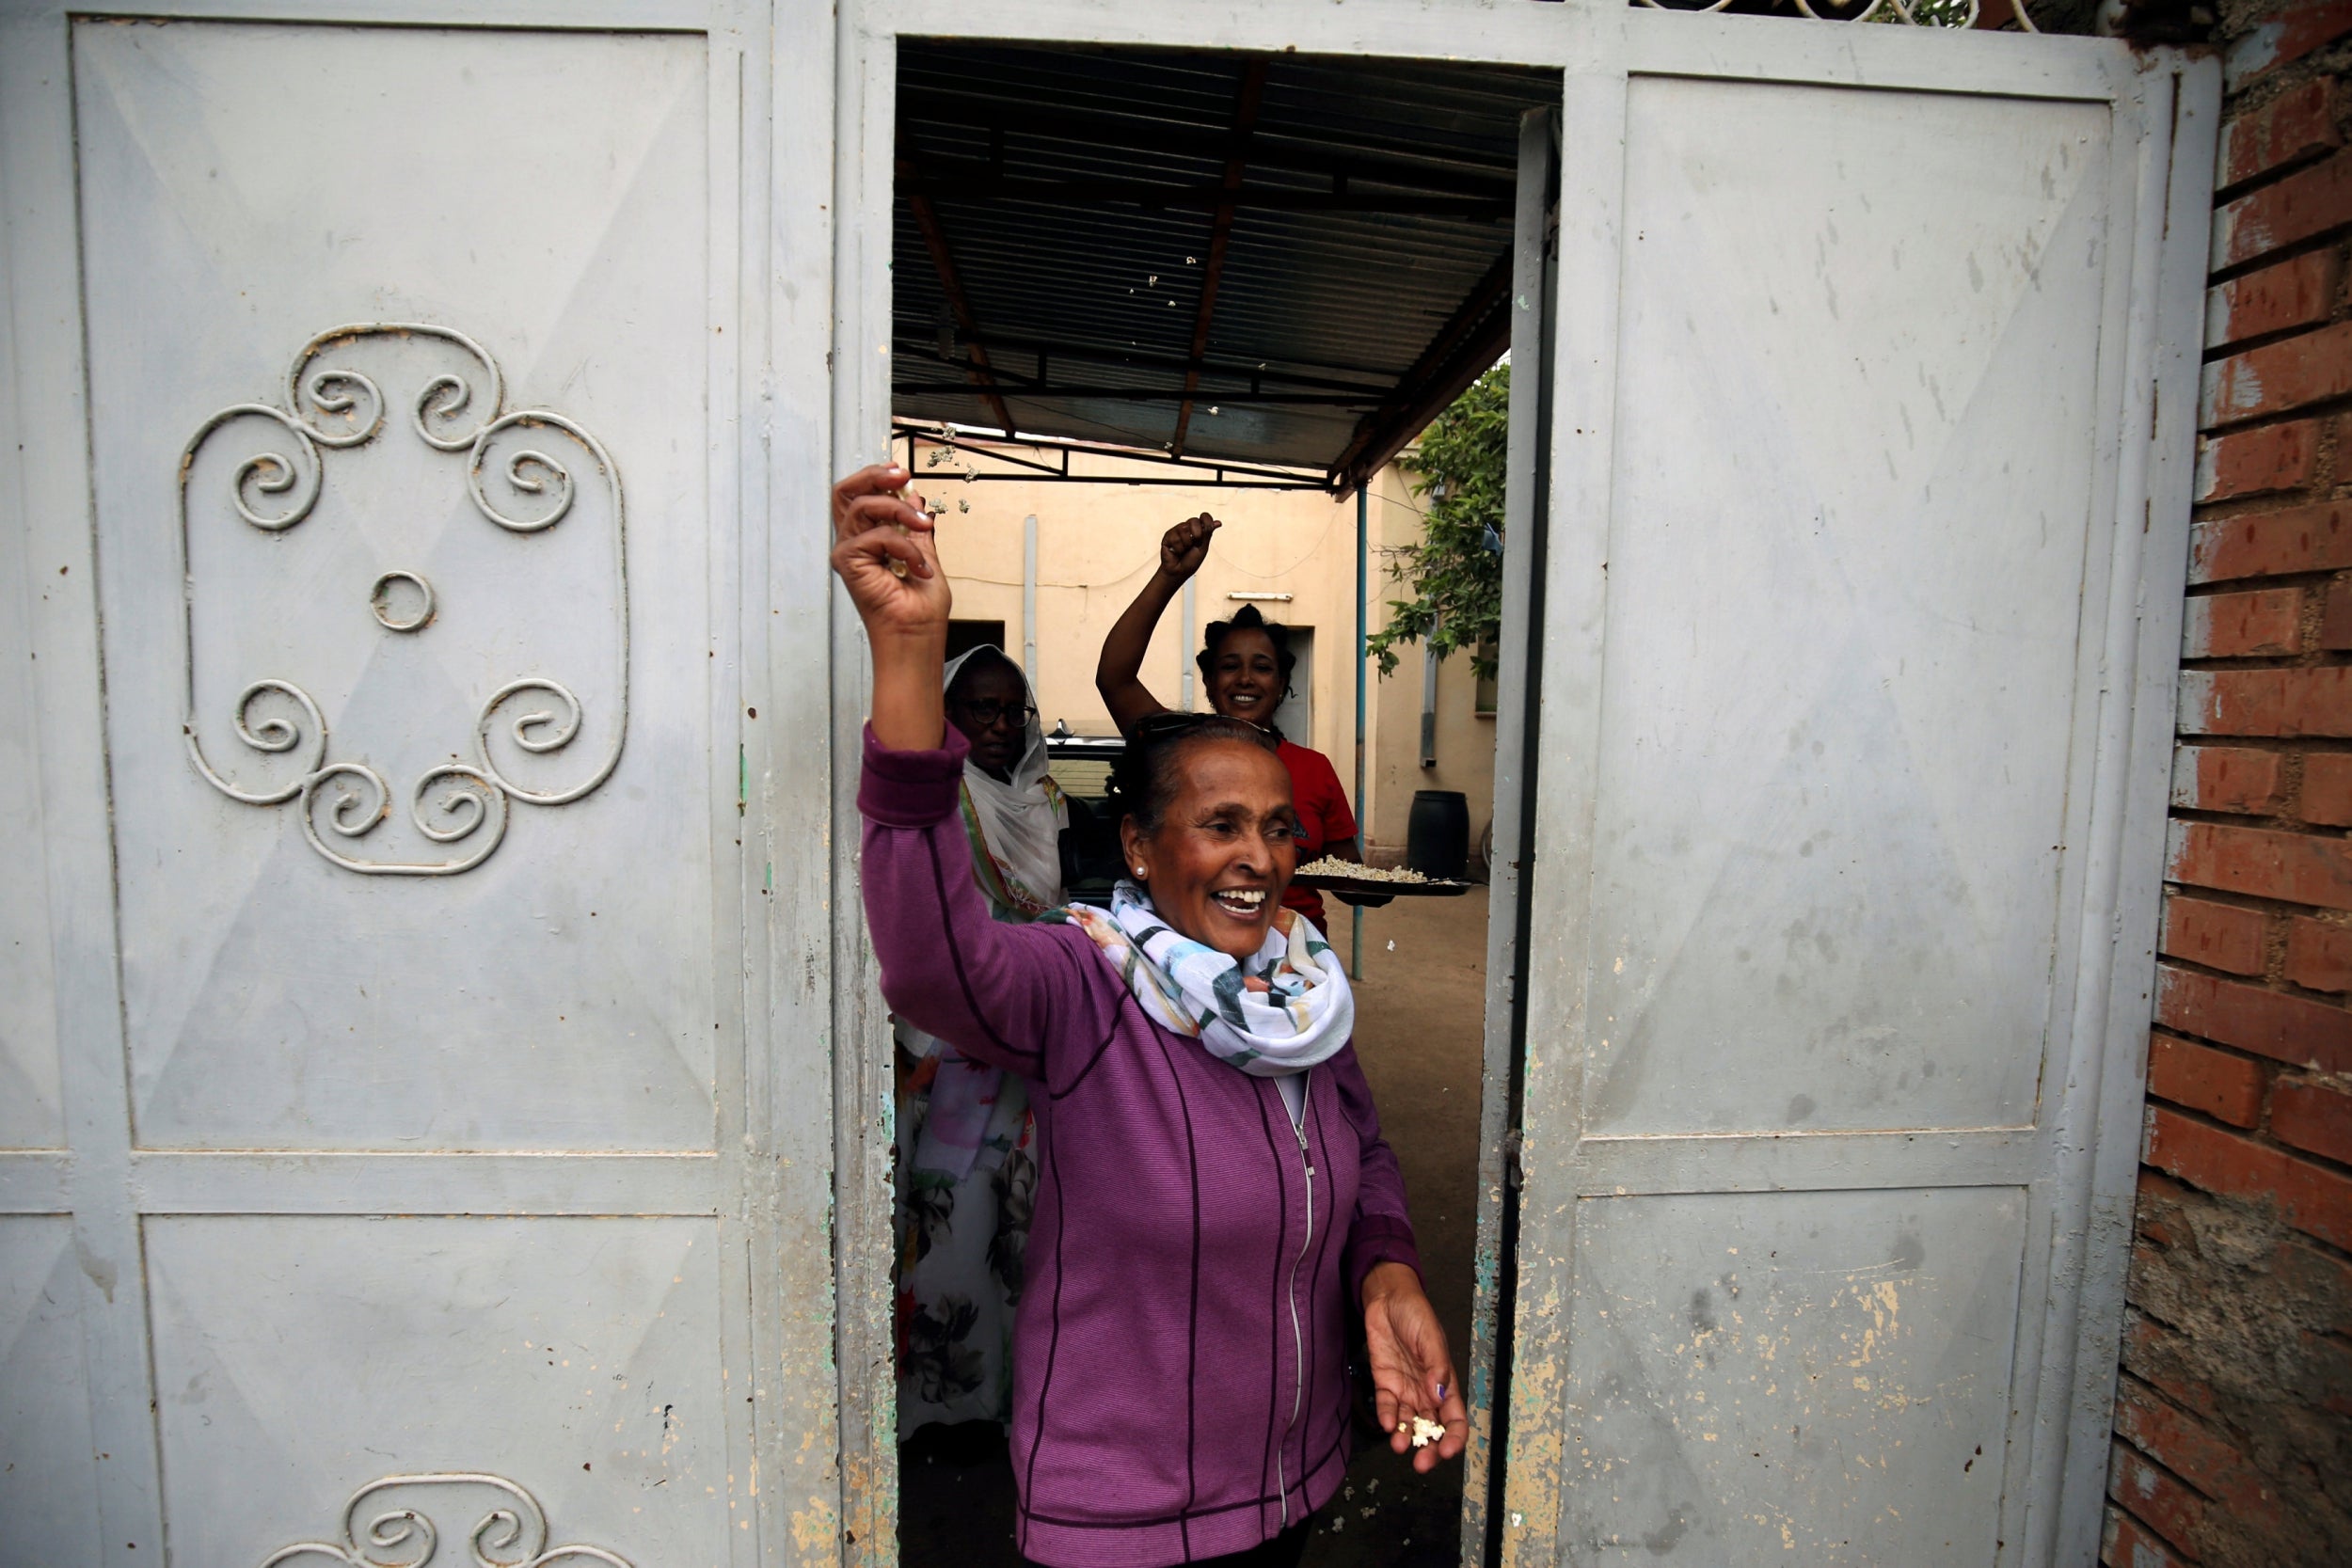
top-left (1293, 871), bottom-right (1471, 897)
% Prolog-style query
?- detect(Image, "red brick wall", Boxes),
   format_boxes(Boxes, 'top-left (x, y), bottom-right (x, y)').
top-left (2106, 6), bottom-right (2352, 1564)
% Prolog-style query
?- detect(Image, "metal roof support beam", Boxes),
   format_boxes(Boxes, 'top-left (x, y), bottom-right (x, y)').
top-left (894, 383), bottom-right (1381, 404)
top-left (1171, 57), bottom-right (1268, 459)
top-left (902, 165), bottom-right (1018, 437)
top-left (896, 421), bottom-right (1325, 487)
top-left (900, 91), bottom-right (1523, 193)
top-left (1327, 246), bottom-right (1516, 497)
top-left (901, 164), bottom-right (1512, 217)
top-left (914, 333), bottom-right (1396, 397)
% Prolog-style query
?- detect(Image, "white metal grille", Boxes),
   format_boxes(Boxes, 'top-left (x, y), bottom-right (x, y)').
top-left (1633, 0), bottom-right (2101, 36)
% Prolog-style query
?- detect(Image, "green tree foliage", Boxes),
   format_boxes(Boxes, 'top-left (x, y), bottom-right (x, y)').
top-left (1364, 361), bottom-right (1508, 678)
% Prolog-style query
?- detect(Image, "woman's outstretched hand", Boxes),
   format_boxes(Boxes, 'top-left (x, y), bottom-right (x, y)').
top-left (833, 464), bottom-right (948, 641)
top-left (1158, 513), bottom-right (1221, 580)
top-left (1361, 1261), bottom-right (1470, 1473)
top-left (833, 464), bottom-right (950, 751)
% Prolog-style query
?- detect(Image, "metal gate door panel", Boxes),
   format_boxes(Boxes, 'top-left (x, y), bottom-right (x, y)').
top-left (0, 1218), bottom-right (102, 1563)
top-left (0, 1), bottom-right (843, 1557)
top-left (1498, 13), bottom-right (2217, 1568)
top-left (0, 499), bottom-right (64, 1149)
top-left (1584, 78), bottom-right (2110, 1140)
top-left (144, 1216), bottom-right (726, 1561)
top-left (1567, 1189), bottom-right (2028, 1562)
top-left (75, 22), bottom-right (718, 1151)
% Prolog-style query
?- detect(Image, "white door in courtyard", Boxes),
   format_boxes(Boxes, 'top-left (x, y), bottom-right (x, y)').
top-left (0, 5), bottom-right (843, 1563)
top-left (1488, 16), bottom-right (2217, 1568)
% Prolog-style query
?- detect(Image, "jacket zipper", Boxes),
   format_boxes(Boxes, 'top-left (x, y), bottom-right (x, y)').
top-left (1275, 1070), bottom-right (1313, 1526)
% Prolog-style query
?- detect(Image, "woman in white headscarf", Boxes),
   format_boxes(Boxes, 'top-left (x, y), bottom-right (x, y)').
top-left (895, 645), bottom-right (1067, 1435)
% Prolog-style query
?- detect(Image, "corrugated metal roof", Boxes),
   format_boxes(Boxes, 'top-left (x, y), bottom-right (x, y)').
top-left (893, 43), bottom-right (1558, 488)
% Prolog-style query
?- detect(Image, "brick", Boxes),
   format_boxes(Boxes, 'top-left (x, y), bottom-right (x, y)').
top-left (2148, 1032), bottom-right (2267, 1127)
top-left (2274, 1076), bottom-right (2352, 1164)
top-left (2114, 1372), bottom-right (2281, 1519)
top-left (2119, 1310), bottom-right (2219, 1413)
top-left (2305, 752), bottom-right (2352, 826)
top-left (2144, 1106), bottom-right (2352, 1250)
top-left (2207, 249), bottom-right (2341, 352)
top-left (2322, 578), bottom-right (2352, 650)
top-left (2106, 1440), bottom-right (2207, 1559)
top-left (2275, 1239), bottom-right (2352, 1336)
top-left (2189, 499), bottom-right (2352, 582)
top-left (2169, 745), bottom-right (2287, 815)
top-left (2135, 1169), bottom-right (2190, 1248)
top-left (2160, 895), bottom-right (2269, 974)
top-left (2167, 819), bottom-right (2352, 911)
top-left (2216, 150), bottom-right (2352, 271)
top-left (2224, 0), bottom-right (2352, 92)
top-left (2286, 916), bottom-right (2352, 992)
top-left (2104, 1505), bottom-right (2190, 1568)
top-left (2155, 962), bottom-right (2352, 1071)
top-left (2103, 1505), bottom-right (2190, 1568)
top-left (2309, 1323), bottom-right (2352, 1417)
top-left (2180, 588), bottom-right (2302, 657)
top-left (2178, 668), bottom-right (2352, 738)
top-left (2221, 80), bottom-right (2344, 191)
top-left (2193, 419), bottom-right (2319, 501)
top-left (2203, 320), bottom-right (2352, 427)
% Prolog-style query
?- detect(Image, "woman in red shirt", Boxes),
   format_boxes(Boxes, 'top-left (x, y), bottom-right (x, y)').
top-left (1096, 514), bottom-right (1372, 929)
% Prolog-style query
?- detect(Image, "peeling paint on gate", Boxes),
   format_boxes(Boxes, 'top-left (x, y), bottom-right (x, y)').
top-left (1497, 1269), bottom-right (1568, 1568)
top-left (1547, 1190), bottom-right (2025, 1561)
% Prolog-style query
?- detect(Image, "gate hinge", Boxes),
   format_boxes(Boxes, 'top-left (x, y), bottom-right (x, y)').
top-left (1503, 1127), bottom-right (1525, 1191)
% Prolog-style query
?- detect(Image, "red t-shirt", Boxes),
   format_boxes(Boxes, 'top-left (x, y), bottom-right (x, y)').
top-left (1278, 738), bottom-right (1357, 930)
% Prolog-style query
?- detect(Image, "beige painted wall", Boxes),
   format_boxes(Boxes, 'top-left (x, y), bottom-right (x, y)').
top-left (1359, 464), bottom-right (1498, 864)
top-left (917, 436), bottom-right (1498, 860)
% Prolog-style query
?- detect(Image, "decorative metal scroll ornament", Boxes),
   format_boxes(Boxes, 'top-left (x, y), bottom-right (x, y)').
top-left (259, 1471), bottom-right (632, 1568)
top-left (1631, 0), bottom-right (2058, 30)
top-left (179, 325), bottom-right (628, 875)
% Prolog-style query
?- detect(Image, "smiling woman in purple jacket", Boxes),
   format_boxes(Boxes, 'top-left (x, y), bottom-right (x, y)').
top-left (834, 465), bottom-right (1467, 1568)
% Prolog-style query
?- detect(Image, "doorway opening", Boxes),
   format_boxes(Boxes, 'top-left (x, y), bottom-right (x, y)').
top-left (882, 39), bottom-right (1559, 1568)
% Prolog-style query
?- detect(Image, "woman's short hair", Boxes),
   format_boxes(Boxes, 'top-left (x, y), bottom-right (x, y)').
top-left (1196, 604), bottom-right (1297, 693)
top-left (1114, 713), bottom-right (1280, 833)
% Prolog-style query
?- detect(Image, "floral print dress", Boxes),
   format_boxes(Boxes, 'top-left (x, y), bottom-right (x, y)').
top-left (893, 1020), bottom-right (1037, 1430)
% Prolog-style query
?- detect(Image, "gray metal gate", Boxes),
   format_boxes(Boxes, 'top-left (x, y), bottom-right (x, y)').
top-left (0, 4), bottom-right (844, 1562)
top-left (1485, 16), bottom-right (2218, 1568)
top-left (4, 0), bottom-right (2215, 1564)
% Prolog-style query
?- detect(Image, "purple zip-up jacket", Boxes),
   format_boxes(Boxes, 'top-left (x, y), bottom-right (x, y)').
top-left (861, 726), bottom-right (1422, 1568)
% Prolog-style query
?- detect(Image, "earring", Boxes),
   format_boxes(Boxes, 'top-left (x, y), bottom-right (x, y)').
top-left (1134, 866), bottom-right (1148, 878)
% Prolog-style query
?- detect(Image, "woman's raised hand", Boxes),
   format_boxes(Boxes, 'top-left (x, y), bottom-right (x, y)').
top-left (1158, 513), bottom-right (1221, 581)
top-left (834, 464), bottom-right (950, 752)
top-left (832, 464), bottom-right (949, 641)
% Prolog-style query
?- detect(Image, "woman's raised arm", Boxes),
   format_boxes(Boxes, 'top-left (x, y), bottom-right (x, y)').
top-left (835, 464), bottom-right (1104, 1082)
top-left (1094, 513), bottom-right (1220, 735)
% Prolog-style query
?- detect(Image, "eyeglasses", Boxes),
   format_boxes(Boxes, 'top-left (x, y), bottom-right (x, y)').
top-left (950, 698), bottom-right (1037, 729)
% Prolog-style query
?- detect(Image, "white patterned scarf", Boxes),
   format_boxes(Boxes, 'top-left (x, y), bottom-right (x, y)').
top-left (1043, 880), bottom-right (1353, 1076)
